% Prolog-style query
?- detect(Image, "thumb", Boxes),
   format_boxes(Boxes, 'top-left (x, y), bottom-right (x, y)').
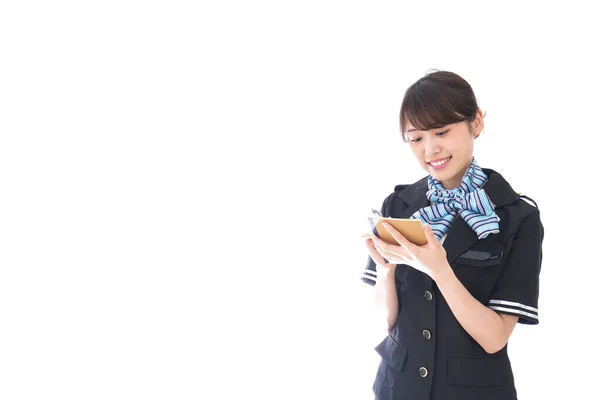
top-left (424, 224), bottom-right (437, 243)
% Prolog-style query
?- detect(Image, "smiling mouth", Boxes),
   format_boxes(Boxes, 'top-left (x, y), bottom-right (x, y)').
top-left (428, 157), bottom-right (451, 167)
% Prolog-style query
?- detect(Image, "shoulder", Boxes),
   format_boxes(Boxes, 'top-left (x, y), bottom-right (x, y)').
top-left (380, 176), bottom-right (428, 217)
top-left (504, 184), bottom-right (541, 223)
top-left (393, 183), bottom-right (412, 192)
top-left (391, 175), bottom-right (428, 199)
top-left (511, 197), bottom-right (543, 239)
top-left (514, 194), bottom-right (541, 217)
top-left (484, 167), bottom-right (543, 237)
top-left (483, 168), bottom-right (539, 211)
top-left (385, 184), bottom-right (410, 206)
top-left (513, 196), bottom-right (541, 219)
top-left (380, 188), bottom-right (405, 218)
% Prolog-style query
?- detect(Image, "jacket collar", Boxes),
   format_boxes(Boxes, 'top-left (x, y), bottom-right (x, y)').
top-left (396, 168), bottom-right (519, 264)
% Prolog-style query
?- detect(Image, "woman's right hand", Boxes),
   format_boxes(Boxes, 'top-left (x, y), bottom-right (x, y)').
top-left (362, 232), bottom-right (397, 269)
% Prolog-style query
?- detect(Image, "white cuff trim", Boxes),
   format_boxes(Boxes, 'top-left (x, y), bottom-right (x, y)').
top-left (361, 272), bottom-right (376, 284)
top-left (488, 299), bottom-right (538, 321)
top-left (488, 299), bottom-right (538, 313)
top-left (363, 270), bottom-right (377, 278)
top-left (489, 306), bottom-right (539, 321)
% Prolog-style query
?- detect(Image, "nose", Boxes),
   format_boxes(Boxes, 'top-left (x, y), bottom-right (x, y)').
top-left (424, 136), bottom-right (441, 157)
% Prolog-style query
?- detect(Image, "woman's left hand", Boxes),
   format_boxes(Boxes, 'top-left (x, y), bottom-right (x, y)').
top-left (369, 222), bottom-right (452, 281)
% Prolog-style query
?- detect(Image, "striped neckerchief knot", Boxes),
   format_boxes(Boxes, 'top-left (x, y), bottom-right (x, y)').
top-left (409, 158), bottom-right (500, 241)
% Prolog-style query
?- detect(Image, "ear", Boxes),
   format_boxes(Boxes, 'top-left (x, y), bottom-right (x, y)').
top-left (472, 109), bottom-right (484, 137)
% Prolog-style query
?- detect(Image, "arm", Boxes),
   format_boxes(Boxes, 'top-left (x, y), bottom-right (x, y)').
top-left (374, 208), bottom-right (543, 353)
top-left (435, 268), bottom-right (519, 354)
top-left (374, 221), bottom-right (527, 354)
top-left (437, 209), bottom-right (544, 352)
top-left (373, 264), bottom-right (399, 334)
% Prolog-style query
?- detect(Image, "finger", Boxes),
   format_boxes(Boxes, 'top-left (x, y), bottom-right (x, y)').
top-left (394, 246), bottom-right (412, 259)
top-left (382, 222), bottom-right (406, 245)
top-left (369, 231), bottom-right (389, 250)
top-left (378, 250), bottom-right (408, 265)
top-left (423, 224), bottom-right (438, 244)
top-left (369, 238), bottom-right (401, 263)
top-left (372, 238), bottom-right (410, 264)
top-left (365, 238), bottom-right (392, 266)
top-left (371, 232), bottom-right (403, 257)
top-left (377, 245), bottom-right (410, 261)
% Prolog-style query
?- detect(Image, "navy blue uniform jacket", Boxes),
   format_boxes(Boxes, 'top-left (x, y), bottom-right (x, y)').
top-left (361, 168), bottom-right (544, 400)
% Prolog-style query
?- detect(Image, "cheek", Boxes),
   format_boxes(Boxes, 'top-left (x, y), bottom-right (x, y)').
top-left (409, 144), bottom-right (424, 158)
top-left (449, 139), bottom-right (474, 156)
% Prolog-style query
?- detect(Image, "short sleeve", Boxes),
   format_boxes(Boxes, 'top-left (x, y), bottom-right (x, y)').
top-left (361, 255), bottom-right (378, 286)
top-left (487, 210), bottom-right (544, 325)
top-left (360, 194), bottom-right (392, 286)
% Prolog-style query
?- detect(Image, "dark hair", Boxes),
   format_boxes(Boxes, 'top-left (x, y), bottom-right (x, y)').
top-left (399, 70), bottom-right (482, 142)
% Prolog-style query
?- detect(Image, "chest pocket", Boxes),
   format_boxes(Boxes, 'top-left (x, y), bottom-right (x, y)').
top-left (456, 249), bottom-right (504, 267)
top-left (453, 245), bottom-right (505, 301)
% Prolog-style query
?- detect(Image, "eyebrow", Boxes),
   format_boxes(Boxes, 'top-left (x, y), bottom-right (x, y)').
top-left (406, 126), bottom-right (448, 133)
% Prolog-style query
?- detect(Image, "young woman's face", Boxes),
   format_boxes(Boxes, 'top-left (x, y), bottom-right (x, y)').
top-left (405, 110), bottom-right (483, 189)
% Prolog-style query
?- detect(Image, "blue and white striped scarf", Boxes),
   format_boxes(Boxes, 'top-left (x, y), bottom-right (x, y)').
top-left (410, 158), bottom-right (500, 241)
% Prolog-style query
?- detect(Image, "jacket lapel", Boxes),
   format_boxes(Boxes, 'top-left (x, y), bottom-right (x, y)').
top-left (441, 213), bottom-right (479, 264)
top-left (397, 168), bottom-right (520, 265)
top-left (397, 177), bottom-right (430, 219)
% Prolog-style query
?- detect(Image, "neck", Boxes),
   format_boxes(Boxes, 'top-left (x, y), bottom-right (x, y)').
top-left (439, 159), bottom-right (473, 189)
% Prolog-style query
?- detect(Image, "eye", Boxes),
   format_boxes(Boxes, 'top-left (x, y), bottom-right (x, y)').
top-left (409, 130), bottom-right (448, 142)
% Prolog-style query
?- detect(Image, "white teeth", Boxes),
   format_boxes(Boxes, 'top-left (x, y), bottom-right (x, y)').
top-left (430, 157), bottom-right (450, 167)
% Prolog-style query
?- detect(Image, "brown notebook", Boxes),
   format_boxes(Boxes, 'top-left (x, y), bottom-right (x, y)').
top-left (367, 216), bottom-right (427, 246)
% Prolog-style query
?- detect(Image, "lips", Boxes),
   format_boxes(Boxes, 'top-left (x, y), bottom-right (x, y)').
top-left (428, 156), bottom-right (451, 167)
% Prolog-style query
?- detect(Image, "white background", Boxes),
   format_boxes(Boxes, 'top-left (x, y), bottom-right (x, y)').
top-left (1, 1), bottom-right (598, 399)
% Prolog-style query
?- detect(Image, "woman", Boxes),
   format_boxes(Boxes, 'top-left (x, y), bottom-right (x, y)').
top-left (361, 71), bottom-right (544, 400)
